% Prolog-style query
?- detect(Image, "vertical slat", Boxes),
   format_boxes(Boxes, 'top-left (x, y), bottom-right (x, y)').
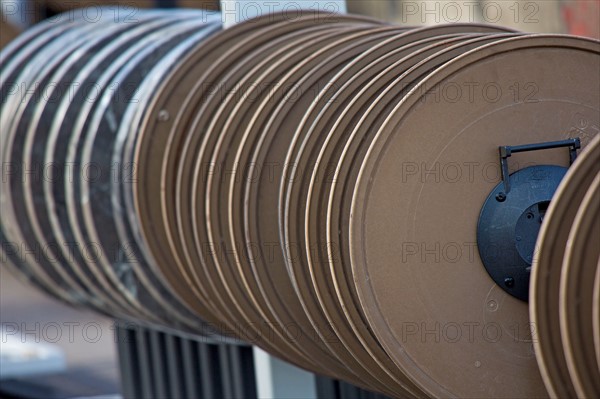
top-left (135, 327), bottom-right (155, 398)
top-left (115, 325), bottom-right (137, 399)
top-left (149, 329), bottom-right (169, 398)
top-left (181, 337), bottom-right (199, 398)
top-left (340, 380), bottom-right (358, 399)
top-left (197, 342), bottom-right (216, 399)
top-left (315, 375), bottom-right (338, 399)
top-left (239, 346), bottom-right (257, 399)
top-left (165, 333), bottom-right (184, 399)
top-left (218, 344), bottom-right (234, 398)
top-left (228, 345), bottom-right (245, 399)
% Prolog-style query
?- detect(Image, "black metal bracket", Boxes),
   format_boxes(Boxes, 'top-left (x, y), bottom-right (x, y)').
top-left (478, 137), bottom-right (581, 301)
top-left (499, 138), bottom-right (580, 194)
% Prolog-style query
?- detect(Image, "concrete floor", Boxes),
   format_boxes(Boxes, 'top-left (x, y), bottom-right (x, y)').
top-left (0, 265), bottom-right (120, 398)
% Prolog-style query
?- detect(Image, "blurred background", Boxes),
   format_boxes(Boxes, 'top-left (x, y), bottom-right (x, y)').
top-left (2, 0), bottom-right (599, 48)
top-left (1, 1), bottom-right (598, 398)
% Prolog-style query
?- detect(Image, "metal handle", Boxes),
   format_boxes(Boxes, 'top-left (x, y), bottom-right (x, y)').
top-left (499, 137), bottom-right (580, 194)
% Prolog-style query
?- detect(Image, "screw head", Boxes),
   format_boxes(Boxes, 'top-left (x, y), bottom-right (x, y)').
top-left (496, 192), bottom-right (506, 202)
top-left (158, 110), bottom-right (170, 122)
top-left (504, 277), bottom-right (515, 288)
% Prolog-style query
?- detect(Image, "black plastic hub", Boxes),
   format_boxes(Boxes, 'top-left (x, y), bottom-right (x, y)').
top-left (477, 166), bottom-right (566, 301)
top-left (514, 200), bottom-right (550, 264)
top-left (477, 138), bottom-right (580, 302)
